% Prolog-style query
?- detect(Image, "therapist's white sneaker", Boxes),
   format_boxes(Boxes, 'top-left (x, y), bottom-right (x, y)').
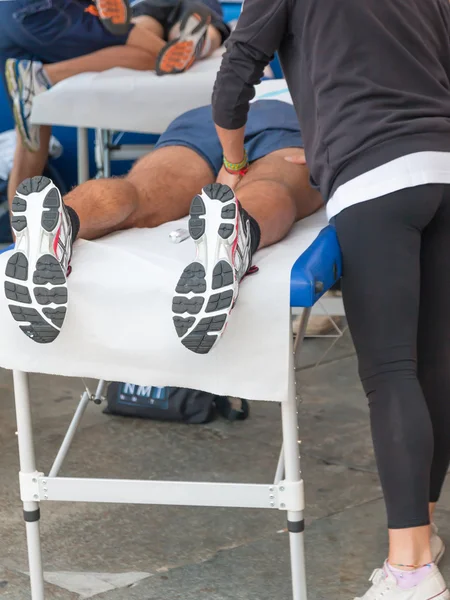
top-left (432, 523), bottom-right (446, 565)
top-left (354, 562), bottom-right (449, 600)
top-left (4, 177), bottom-right (72, 344)
top-left (172, 183), bottom-right (256, 354)
top-left (5, 59), bottom-right (51, 152)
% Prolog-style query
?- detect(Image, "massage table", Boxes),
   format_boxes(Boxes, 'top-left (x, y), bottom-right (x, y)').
top-left (0, 205), bottom-right (343, 599)
top-left (12, 61), bottom-right (346, 599)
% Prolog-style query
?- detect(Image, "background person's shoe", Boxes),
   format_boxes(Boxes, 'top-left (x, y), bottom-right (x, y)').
top-left (5, 59), bottom-right (51, 152)
top-left (156, 3), bottom-right (211, 75)
top-left (354, 562), bottom-right (449, 600)
top-left (94, 0), bottom-right (131, 36)
top-left (4, 177), bottom-right (72, 344)
top-left (172, 183), bottom-right (255, 354)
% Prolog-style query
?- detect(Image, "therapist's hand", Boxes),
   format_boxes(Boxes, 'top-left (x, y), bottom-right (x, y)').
top-left (216, 166), bottom-right (242, 190)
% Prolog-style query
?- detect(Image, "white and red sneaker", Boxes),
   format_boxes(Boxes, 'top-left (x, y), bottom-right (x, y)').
top-left (172, 183), bottom-right (256, 354)
top-left (4, 176), bottom-right (72, 344)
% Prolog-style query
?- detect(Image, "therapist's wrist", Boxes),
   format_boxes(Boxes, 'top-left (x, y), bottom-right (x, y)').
top-left (223, 150), bottom-right (249, 174)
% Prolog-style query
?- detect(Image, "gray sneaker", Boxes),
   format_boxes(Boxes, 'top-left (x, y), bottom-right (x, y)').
top-left (4, 177), bottom-right (72, 344)
top-left (5, 59), bottom-right (51, 152)
top-left (172, 184), bottom-right (256, 354)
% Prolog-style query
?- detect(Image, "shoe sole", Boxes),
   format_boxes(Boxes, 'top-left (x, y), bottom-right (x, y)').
top-left (172, 183), bottom-right (238, 354)
top-left (4, 177), bottom-right (68, 344)
top-left (96, 0), bottom-right (130, 35)
top-left (5, 60), bottom-right (38, 153)
top-left (156, 10), bottom-right (210, 75)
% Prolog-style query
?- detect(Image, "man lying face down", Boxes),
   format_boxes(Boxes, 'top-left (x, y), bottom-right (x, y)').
top-left (3, 87), bottom-right (323, 353)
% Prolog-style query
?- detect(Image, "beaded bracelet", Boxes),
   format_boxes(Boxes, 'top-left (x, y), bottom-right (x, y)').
top-left (223, 150), bottom-right (249, 174)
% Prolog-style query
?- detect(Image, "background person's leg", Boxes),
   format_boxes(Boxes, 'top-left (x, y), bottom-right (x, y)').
top-left (417, 187), bottom-right (450, 513)
top-left (334, 185), bottom-right (444, 569)
top-left (1, 0), bottom-right (162, 199)
top-left (7, 127), bottom-right (52, 205)
top-left (45, 18), bottom-right (165, 83)
top-left (64, 146), bottom-right (214, 240)
top-left (235, 147), bottom-right (323, 249)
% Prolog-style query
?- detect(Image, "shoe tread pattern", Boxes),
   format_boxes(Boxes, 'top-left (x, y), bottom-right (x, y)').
top-left (41, 187), bottom-right (61, 232)
top-left (180, 315), bottom-right (227, 354)
top-left (8, 306), bottom-right (59, 343)
top-left (175, 262), bottom-right (206, 294)
top-left (4, 282), bottom-right (31, 303)
top-left (172, 296), bottom-right (204, 314)
top-left (33, 256), bottom-right (66, 286)
top-left (34, 287), bottom-right (68, 305)
top-left (17, 176), bottom-right (51, 195)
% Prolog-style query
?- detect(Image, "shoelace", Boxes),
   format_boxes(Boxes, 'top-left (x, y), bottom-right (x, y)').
top-left (365, 568), bottom-right (392, 599)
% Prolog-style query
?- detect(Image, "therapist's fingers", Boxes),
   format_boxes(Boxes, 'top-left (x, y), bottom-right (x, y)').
top-left (284, 154), bottom-right (307, 165)
top-left (216, 166), bottom-right (242, 190)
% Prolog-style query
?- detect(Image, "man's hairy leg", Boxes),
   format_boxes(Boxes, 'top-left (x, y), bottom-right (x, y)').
top-left (64, 146), bottom-right (214, 240)
top-left (235, 147), bottom-right (323, 250)
top-left (45, 18), bottom-right (166, 84)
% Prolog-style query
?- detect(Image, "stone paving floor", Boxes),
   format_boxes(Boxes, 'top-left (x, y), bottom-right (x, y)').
top-left (0, 332), bottom-right (448, 599)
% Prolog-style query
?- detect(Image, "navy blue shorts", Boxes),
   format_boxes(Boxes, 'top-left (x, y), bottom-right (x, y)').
top-left (155, 100), bottom-right (303, 175)
top-left (0, 0), bottom-right (131, 99)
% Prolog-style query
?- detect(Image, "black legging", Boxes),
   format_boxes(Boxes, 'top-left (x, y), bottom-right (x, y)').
top-left (334, 184), bottom-right (450, 530)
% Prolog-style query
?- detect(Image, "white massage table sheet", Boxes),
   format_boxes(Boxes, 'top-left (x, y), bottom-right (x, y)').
top-left (31, 62), bottom-right (292, 134)
top-left (0, 210), bottom-right (327, 402)
top-left (32, 54), bottom-right (225, 134)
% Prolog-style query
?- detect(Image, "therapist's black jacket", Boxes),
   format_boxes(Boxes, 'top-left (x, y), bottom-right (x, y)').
top-left (212, 0), bottom-right (450, 200)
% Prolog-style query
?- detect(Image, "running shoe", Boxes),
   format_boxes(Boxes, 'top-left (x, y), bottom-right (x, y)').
top-left (94, 0), bottom-right (130, 36)
top-left (4, 177), bottom-right (72, 344)
top-left (156, 3), bottom-right (211, 76)
top-left (354, 562), bottom-right (449, 600)
top-left (5, 59), bottom-right (51, 153)
top-left (172, 183), bottom-right (256, 354)
top-left (432, 523), bottom-right (445, 565)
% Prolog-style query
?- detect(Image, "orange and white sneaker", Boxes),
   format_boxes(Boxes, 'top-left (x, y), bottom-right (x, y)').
top-left (94, 0), bottom-right (130, 36)
top-left (4, 177), bottom-right (73, 344)
top-left (172, 184), bottom-right (257, 354)
top-left (156, 3), bottom-right (211, 76)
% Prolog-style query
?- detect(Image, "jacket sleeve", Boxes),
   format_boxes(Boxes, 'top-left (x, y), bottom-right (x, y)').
top-left (212, 0), bottom-right (290, 130)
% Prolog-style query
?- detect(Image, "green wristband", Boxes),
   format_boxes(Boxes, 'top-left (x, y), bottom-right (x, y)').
top-left (223, 150), bottom-right (249, 172)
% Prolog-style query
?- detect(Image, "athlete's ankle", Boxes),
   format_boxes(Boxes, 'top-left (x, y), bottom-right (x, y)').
top-left (65, 205), bottom-right (80, 242)
top-left (239, 205), bottom-right (260, 255)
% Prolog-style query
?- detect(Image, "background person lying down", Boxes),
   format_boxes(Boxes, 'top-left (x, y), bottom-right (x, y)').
top-left (3, 88), bottom-right (324, 352)
top-left (0, 0), bottom-right (229, 204)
